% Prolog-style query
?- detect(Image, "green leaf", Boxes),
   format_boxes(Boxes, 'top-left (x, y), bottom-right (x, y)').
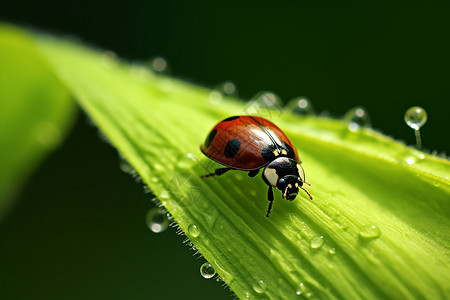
top-left (2, 24), bottom-right (449, 299)
top-left (0, 25), bottom-right (76, 218)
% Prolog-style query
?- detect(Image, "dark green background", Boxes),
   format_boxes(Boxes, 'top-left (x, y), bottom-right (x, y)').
top-left (1, 1), bottom-right (449, 299)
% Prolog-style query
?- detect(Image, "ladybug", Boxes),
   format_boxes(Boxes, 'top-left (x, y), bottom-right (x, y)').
top-left (200, 115), bottom-right (312, 217)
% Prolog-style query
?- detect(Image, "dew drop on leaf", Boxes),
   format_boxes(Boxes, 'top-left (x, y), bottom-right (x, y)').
top-left (145, 207), bottom-right (169, 233)
top-left (209, 90), bottom-right (222, 105)
top-left (244, 91), bottom-right (282, 116)
top-left (177, 153), bottom-right (198, 169)
top-left (200, 262), bottom-right (216, 279)
top-left (216, 81), bottom-right (238, 97)
top-left (253, 280), bottom-right (266, 293)
top-left (344, 107), bottom-right (371, 131)
top-left (286, 96), bottom-right (315, 115)
top-left (359, 225), bottom-right (381, 239)
top-left (149, 56), bottom-right (169, 73)
top-left (404, 106), bottom-right (427, 149)
top-left (310, 236), bottom-right (324, 249)
top-left (188, 224), bottom-right (200, 238)
top-left (404, 106), bottom-right (427, 130)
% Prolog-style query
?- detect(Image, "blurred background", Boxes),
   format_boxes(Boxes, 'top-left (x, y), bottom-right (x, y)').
top-left (0, 1), bottom-right (449, 299)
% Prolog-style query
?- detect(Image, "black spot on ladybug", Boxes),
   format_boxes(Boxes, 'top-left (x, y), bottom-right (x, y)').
top-left (261, 145), bottom-right (278, 162)
top-left (224, 139), bottom-right (241, 158)
top-left (223, 116), bottom-right (240, 122)
top-left (204, 129), bottom-right (217, 148)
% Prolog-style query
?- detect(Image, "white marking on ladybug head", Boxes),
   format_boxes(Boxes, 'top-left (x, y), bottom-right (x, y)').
top-left (264, 167), bottom-right (279, 187)
top-left (297, 164), bottom-right (305, 183)
top-left (283, 183), bottom-right (293, 199)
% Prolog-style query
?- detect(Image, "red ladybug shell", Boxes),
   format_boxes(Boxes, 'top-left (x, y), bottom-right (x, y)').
top-left (201, 116), bottom-right (300, 171)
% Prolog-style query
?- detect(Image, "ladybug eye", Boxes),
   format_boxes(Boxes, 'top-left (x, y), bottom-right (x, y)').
top-left (277, 178), bottom-right (286, 190)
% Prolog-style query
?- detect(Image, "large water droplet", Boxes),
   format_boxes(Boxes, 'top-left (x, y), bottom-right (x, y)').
top-left (253, 280), bottom-right (266, 293)
top-left (145, 207), bottom-right (169, 233)
top-left (404, 106), bottom-right (427, 149)
top-left (188, 224), bottom-right (200, 237)
top-left (200, 262), bottom-right (216, 279)
top-left (286, 97), bottom-right (315, 115)
top-left (404, 106), bottom-right (427, 130)
top-left (344, 107), bottom-right (371, 131)
top-left (359, 225), bottom-right (381, 239)
top-left (310, 236), bottom-right (324, 249)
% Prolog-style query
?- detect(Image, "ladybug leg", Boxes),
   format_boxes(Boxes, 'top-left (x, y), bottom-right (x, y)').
top-left (201, 167), bottom-right (232, 178)
top-left (248, 169), bottom-right (259, 178)
top-left (266, 186), bottom-right (274, 217)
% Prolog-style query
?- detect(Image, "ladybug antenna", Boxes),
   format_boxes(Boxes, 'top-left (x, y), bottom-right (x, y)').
top-left (301, 186), bottom-right (313, 200)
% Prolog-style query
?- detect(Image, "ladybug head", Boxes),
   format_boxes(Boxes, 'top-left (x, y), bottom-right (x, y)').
top-left (263, 157), bottom-right (312, 201)
top-left (277, 175), bottom-right (301, 201)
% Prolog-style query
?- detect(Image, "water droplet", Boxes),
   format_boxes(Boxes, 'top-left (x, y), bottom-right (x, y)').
top-left (296, 290), bottom-right (302, 296)
top-left (433, 181), bottom-right (440, 187)
top-left (255, 91), bottom-right (281, 109)
top-left (216, 81), bottom-right (238, 97)
top-left (359, 225), bottom-right (381, 239)
top-left (244, 91), bottom-right (282, 116)
top-left (344, 107), bottom-right (371, 131)
top-left (142, 185), bottom-right (152, 194)
top-left (253, 280), bottom-right (266, 293)
top-left (153, 163), bottom-right (165, 172)
top-left (328, 247), bottom-right (336, 255)
top-left (404, 106), bottom-right (427, 130)
top-left (310, 236), bottom-right (324, 249)
top-left (177, 153), bottom-right (198, 169)
top-left (404, 106), bottom-right (427, 149)
top-left (286, 97), bottom-right (315, 115)
top-left (200, 262), bottom-right (216, 279)
top-left (209, 91), bottom-right (223, 105)
top-left (159, 190), bottom-right (169, 199)
top-left (149, 56), bottom-right (169, 73)
top-left (188, 224), bottom-right (200, 237)
top-left (405, 157), bottom-right (416, 165)
top-left (145, 207), bottom-right (169, 233)
top-left (119, 155), bottom-right (135, 174)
